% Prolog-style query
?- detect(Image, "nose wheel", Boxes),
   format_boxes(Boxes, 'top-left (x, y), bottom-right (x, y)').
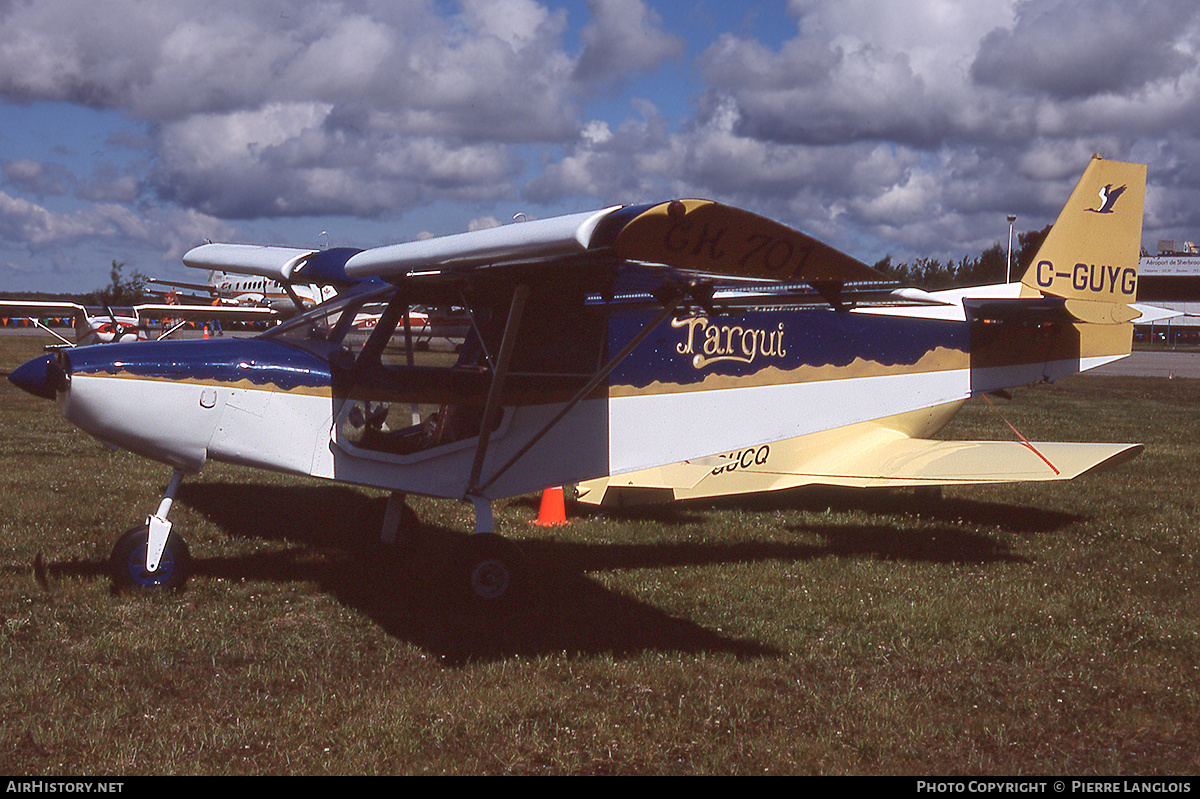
top-left (110, 524), bottom-right (191, 591)
top-left (109, 469), bottom-right (192, 591)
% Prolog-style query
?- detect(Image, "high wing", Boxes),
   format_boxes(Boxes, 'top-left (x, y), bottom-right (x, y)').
top-left (0, 300), bottom-right (92, 319)
top-left (170, 244), bottom-right (371, 318)
top-left (132, 303), bottom-right (277, 341)
top-left (0, 298), bottom-right (277, 324)
top-left (340, 200), bottom-right (890, 295)
top-left (0, 300), bottom-right (101, 346)
top-left (182, 244), bottom-right (364, 287)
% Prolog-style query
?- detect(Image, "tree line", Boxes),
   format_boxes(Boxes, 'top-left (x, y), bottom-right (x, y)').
top-left (2, 260), bottom-right (151, 305)
top-left (872, 224), bottom-right (1052, 289)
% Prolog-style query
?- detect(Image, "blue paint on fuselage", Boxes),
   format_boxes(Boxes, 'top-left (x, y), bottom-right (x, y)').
top-left (608, 305), bottom-right (968, 390)
top-left (63, 337), bottom-right (333, 392)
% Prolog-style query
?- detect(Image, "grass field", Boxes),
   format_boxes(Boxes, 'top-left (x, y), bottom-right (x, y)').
top-left (0, 333), bottom-right (1197, 775)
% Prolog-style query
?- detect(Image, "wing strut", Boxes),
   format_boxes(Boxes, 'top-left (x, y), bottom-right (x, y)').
top-left (281, 282), bottom-right (308, 313)
top-left (26, 316), bottom-right (75, 347)
top-left (401, 304), bottom-right (421, 426)
top-left (473, 289), bottom-right (685, 495)
top-left (466, 284), bottom-right (530, 498)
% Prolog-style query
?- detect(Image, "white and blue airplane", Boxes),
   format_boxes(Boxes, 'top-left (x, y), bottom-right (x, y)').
top-left (8, 155), bottom-right (1157, 607)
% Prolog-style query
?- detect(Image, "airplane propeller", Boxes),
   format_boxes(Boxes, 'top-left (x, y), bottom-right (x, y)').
top-left (102, 303), bottom-right (138, 342)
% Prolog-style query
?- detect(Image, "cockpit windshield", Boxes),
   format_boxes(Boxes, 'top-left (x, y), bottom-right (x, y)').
top-left (261, 283), bottom-right (397, 360)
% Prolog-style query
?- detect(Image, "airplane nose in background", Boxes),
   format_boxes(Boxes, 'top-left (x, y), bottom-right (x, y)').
top-left (8, 353), bottom-right (67, 400)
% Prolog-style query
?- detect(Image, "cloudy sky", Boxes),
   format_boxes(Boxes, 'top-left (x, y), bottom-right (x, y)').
top-left (2, 0), bottom-right (1199, 294)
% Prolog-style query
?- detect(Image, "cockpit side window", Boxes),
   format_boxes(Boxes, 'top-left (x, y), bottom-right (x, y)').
top-left (336, 283), bottom-right (605, 458)
top-left (333, 289), bottom-right (491, 456)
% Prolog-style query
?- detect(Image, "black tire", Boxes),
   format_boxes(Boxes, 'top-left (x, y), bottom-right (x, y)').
top-left (109, 524), bottom-right (191, 591)
top-left (454, 533), bottom-right (525, 608)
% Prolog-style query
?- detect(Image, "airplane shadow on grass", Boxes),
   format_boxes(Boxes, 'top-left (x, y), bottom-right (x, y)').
top-left (170, 481), bottom-right (784, 664)
top-left (572, 483), bottom-right (1084, 538)
top-left (35, 480), bottom-right (1082, 665)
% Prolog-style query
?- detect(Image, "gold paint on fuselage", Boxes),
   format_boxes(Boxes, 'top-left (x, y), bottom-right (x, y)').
top-left (73, 369), bottom-right (335, 398)
top-left (607, 345), bottom-right (971, 398)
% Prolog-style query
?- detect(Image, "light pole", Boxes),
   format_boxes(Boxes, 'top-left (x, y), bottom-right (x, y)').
top-left (1006, 214), bottom-right (1017, 283)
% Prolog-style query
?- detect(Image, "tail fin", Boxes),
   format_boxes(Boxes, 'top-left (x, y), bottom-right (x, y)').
top-left (1020, 154), bottom-right (1146, 324)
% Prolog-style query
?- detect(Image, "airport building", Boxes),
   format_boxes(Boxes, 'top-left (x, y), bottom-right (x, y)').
top-left (1138, 241), bottom-right (1200, 341)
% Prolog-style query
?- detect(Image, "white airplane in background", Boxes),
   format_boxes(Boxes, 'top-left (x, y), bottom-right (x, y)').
top-left (0, 299), bottom-right (276, 347)
top-left (148, 244), bottom-right (364, 316)
top-left (146, 272), bottom-right (337, 316)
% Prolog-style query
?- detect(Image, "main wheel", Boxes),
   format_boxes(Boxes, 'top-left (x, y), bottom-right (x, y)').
top-left (454, 533), bottom-right (525, 608)
top-left (109, 524), bottom-right (192, 591)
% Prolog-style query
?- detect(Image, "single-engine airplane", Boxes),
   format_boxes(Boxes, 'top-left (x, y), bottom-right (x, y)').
top-left (7, 155), bottom-right (1153, 607)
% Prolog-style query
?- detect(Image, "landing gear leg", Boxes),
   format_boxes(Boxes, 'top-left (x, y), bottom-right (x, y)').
top-left (146, 470), bottom-right (184, 572)
top-left (109, 469), bottom-right (192, 591)
top-left (454, 495), bottom-right (525, 608)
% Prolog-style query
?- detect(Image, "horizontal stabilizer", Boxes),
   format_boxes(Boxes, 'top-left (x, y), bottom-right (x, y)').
top-left (758, 437), bottom-right (1145, 489)
top-left (578, 431), bottom-right (1143, 505)
top-left (1132, 303), bottom-right (1185, 324)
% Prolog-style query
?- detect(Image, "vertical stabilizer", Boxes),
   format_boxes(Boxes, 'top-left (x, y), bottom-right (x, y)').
top-left (1020, 154), bottom-right (1146, 324)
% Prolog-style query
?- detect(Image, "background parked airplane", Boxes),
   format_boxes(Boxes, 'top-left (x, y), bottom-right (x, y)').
top-left (0, 299), bottom-right (276, 347)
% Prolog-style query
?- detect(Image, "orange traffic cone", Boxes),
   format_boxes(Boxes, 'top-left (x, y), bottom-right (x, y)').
top-left (534, 486), bottom-right (568, 526)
